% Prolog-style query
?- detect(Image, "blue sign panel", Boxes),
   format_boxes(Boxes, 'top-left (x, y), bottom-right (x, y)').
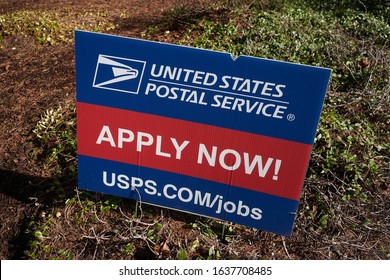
top-left (75, 30), bottom-right (330, 236)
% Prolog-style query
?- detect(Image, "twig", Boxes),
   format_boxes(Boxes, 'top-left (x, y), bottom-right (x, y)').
top-left (93, 205), bottom-right (108, 224)
top-left (282, 237), bottom-right (291, 259)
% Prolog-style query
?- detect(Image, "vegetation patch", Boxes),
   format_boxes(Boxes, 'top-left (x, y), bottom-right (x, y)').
top-left (0, 10), bottom-right (116, 45)
top-left (31, 104), bottom-right (77, 176)
top-left (182, 0), bottom-right (389, 203)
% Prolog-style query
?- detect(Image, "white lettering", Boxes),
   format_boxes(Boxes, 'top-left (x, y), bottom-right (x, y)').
top-left (171, 138), bottom-right (190, 160)
top-left (118, 128), bottom-right (134, 148)
top-left (197, 144), bottom-right (217, 166)
top-left (131, 177), bottom-right (143, 190)
top-left (117, 174), bottom-right (130, 189)
top-left (219, 149), bottom-right (241, 171)
top-left (156, 135), bottom-right (171, 158)
top-left (102, 171), bottom-right (115, 187)
top-left (223, 201), bottom-right (236, 213)
top-left (96, 125), bottom-right (116, 147)
top-left (136, 132), bottom-right (154, 152)
top-left (163, 184), bottom-right (177, 199)
top-left (178, 187), bottom-right (193, 203)
top-left (244, 153), bottom-right (274, 177)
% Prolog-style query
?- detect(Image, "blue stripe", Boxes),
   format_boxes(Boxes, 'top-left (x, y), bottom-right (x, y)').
top-left (78, 155), bottom-right (300, 236)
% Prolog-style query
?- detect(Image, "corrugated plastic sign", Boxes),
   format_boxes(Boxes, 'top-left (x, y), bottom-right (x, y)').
top-left (75, 30), bottom-right (331, 236)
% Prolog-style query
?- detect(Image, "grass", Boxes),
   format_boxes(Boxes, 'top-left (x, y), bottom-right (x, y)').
top-left (3, 0), bottom-right (389, 259)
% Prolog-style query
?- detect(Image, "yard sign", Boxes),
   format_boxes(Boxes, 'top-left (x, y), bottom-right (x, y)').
top-left (75, 30), bottom-right (331, 236)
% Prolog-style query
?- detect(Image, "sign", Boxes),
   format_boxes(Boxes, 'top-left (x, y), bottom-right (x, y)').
top-left (75, 30), bottom-right (331, 236)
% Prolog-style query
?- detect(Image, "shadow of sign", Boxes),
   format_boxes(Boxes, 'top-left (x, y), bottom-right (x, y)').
top-left (0, 169), bottom-right (75, 259)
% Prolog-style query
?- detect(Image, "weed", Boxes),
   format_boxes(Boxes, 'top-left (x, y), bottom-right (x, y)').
top-left (23, 213), bottom-right (57, 259)
top-left (312, 108), bottom-right (389, 200)
top-left (190, 219), bottom-right (218, 238)
top-left (0, 11), bottom-right (61, 44)
top-left (57, 249), bottom-right (74, 259)
top-left (31, 104), bottom-right (77, 177)
top-left (123, 242), bottom-right (135, 257)
top-left (207, 245), bottom-right (221, 260)
top-left (190, 238), bottom-right (201, 253)
top-left (177, 248), bottom-right (188, 260)
top-left (0, 10), bottom-right (116, 45)
top-left (146, 222), bottom-right (163, 242)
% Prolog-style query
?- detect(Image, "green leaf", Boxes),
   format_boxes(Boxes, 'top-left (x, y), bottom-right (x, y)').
top-left (178, 248), bottom-right (188, 260)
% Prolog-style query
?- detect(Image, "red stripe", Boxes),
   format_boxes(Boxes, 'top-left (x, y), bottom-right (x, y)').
top-left (77, 102), bottom-right (312, 200)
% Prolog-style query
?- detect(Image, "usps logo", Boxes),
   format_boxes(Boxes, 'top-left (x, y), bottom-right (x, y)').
top-left (92, 54), bottom-right (146, 94)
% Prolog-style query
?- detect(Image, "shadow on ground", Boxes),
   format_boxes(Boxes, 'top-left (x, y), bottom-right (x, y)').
top-left (0, 169), bottom-right (75, 259)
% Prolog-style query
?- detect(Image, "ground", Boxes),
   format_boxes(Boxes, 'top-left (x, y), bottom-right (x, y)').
top-left (0, 0), bottom-right (389, 260)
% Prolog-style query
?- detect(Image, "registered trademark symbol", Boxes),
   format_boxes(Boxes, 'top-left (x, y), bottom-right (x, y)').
top-left (287, 113), bottom-right (295, 121)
